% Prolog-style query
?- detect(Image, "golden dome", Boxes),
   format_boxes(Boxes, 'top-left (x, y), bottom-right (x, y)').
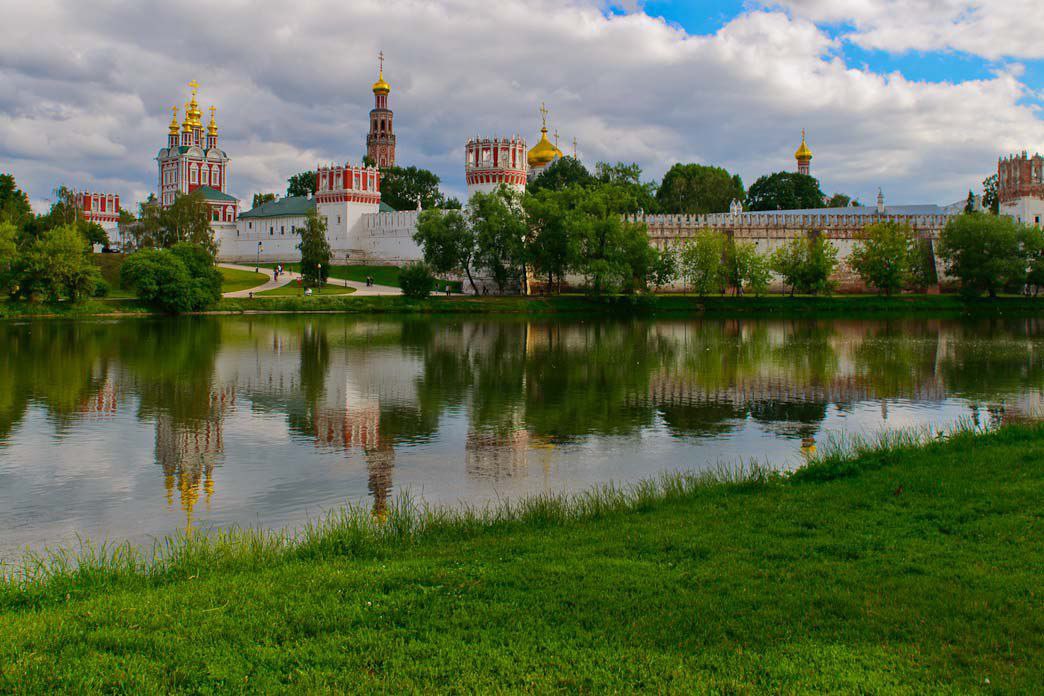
top-left (372, 71), bottom-right (391, 95)
top-left (169, 106), bottom-right (180, 136)
top-left (207, 106), bottom-right (218, 136)
top-left (795, 129), bottom-right (812, 161)
top-left (527, 127), bottom-right (563, 168)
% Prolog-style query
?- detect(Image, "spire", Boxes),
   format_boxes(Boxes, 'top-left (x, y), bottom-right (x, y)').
top-left (795, 129), bottom-right (812, 175)
top-left (372, 50), bottom-right (391, 94)
top-left (168, 106), bottom-right (179, 136)
top-left (208, 106), bottom-right (218, 136)
top-left (876, 188), bottom-right (885, 214)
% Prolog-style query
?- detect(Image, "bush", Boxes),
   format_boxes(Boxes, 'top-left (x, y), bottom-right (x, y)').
top-left (770, 236), bottom-right (838, 295)
top-left (399, 261), bottom-right (437, 299)
top-left (93, 278), bottom-right (110, 298)
top-left (15, 224), bottom-right (100, 303)
top-left (121, 243), bottom-right (222, 313)
top-left (849, 222), bottom-right (917, 295)
top-left (938, 213), bottom-right (1039, 298)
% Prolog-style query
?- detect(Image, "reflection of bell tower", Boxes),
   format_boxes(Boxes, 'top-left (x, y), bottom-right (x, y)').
top-left (364, 442), bottom-right (396, 519)
top-left (155, 385), bottom-right (235, 532)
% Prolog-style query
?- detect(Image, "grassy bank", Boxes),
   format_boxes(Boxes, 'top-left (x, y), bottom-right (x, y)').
top-left (217, 266), bottom-right (268, 294)
top-left (2, 293), bottom-right (1042, 320)
top-left (1, 424), bottom-right (1041, 692)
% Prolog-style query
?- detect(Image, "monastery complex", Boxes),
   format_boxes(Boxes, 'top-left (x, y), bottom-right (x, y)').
top-left (75, 56), bottom-right (1044, 288)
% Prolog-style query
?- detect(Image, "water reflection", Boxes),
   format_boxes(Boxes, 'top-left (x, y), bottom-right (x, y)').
top-left (1, 316), bottom-right (1042, 559)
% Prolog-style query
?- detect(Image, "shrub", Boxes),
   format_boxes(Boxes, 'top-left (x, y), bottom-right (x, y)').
top-left (770, 236), bottom-right (838, 296)
top-left (399, 261), bottom-right (436, 299)
top-left (938, 213), bottom-right (1037, 298)
top-left (121, 243), bottom-right (222, 313)
top-left (849, 222), bottom-right (917, 295)
top-left (15, 224), bottom-right (100, 303)
top-left (93, 278), bottom-right (110, 298)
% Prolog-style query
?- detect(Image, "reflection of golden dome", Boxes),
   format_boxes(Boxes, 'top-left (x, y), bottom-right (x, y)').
top-left (795, 129), bottom-right (812, 161)
top-left (527, 127), bottom-right (563, 168)
top-left (372, 70), bottom-right (390, 95)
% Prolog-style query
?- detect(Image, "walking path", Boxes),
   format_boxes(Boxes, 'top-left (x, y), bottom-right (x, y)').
top-left (219, 263), bottom-right (402, 298)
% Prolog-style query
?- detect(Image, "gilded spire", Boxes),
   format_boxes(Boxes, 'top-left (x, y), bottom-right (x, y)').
top-left (795, 129), bottom-right (812, 161)
top-left (208, 106), bottom-right (218, 136)
top-left (372, 50), bottom-right (391, 95)
top-left (168, 106), bottom-right (179, 136)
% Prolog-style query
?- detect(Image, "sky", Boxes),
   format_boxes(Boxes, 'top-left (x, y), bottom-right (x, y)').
top-left (1, 0), bottom-right (1042, 212)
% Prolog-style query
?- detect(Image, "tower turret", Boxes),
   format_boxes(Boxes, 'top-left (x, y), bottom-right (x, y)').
top-left (466, 136), bottom-right (528, 199)
top-left (366, 51), bottom-right (396, 168)
top-left (168, 106), bottom-right (179, 148)
top-left (795, 129), bottom-right (812, 176)
top-left (207, 106), bottom-right (218, 149)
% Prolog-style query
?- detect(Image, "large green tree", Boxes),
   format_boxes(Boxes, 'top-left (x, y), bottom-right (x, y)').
top-left (15, 224), bottom-right (100, 303)
top-left (0, 173), bottom-right (32, 226)
top-left (413, 208), bottom-right (479, 294)
top-left (769, 236), bottom-right (839, 295)
top-left (527, 157), bottom-right (596, 195)
top-left (121, 243), bottom-right (222, 313)
top-left (158, 191), bottom-right (216, 253)
top-left (252, 192), bottom-right (277, 209)
top-left (656, 164), bottom-right (744, 215)
top-left (286, 171), bottom-right (317, 198)
top-left (747, 172), bottom-right (825, 211)
top-left (470, 187), bottom-right (527, 294)
top-left (938, 213), bottom-right (1037, 297)
top-left (849, 222), bottom-right (919, 295)
top-left (594, 162), bottom-right (659, 214)
top-left (724, 239), bottom-right (771, 296)
top-left (523, 189), bottom-right (576, 293)
top-left (379, 166), bottom-right (450, 211)
top-left (680, 230), bottom-right (727, 295)
top-left (981, 174), bottom-right (1000, 215)
top-left (0, 221), bottom-right (19, 294)
top-left (298, 208), bottom-right (332, 286)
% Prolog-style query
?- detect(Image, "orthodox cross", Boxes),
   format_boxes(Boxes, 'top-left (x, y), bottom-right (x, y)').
top-left (572, 137), bottom-right (578, 158)
top-left (378, 50), bottom-right (384, 75)
top-left (553, 129), bottom-right (559, 149)
top-left (540, 102), bottom-right (548, 129)
top-left (188, 79), bottom-right (199, 96)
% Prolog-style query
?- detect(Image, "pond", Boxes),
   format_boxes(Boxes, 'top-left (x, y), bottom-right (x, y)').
top-left (1, 315), bottom-right (1042, 562)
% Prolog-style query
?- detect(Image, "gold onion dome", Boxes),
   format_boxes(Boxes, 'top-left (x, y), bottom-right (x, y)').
top-left (795, 130), bottom-right (812, 161)
top-left (372, 70), bottom-right (391, 95)
top-left (168, 106), bottom-right (180, 136)
top-left (527, 127), bottom-right (563, 167)
top-left (207, 106), bottom-right (218, 136)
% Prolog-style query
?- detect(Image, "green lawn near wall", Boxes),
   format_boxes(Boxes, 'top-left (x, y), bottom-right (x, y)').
top-left (255, 282), bottom-right (357, 297)
top-left (261, 263), bottom-right (463, 292)
top-left (218, 266), bottom-right (269, 294)
top-left (0, 425), bottom-right (1041, 692)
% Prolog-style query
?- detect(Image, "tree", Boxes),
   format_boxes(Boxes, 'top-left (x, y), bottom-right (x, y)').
top-left (470, 187), bottom-right (527, 294)
top-left (981, 174), bottom-right (1000, 215)
top-left (747, 172), bottom-right (825, 211)
top-left (963, 190), bottom-right (977, 214)
top-left (656, 164), bottom-right (744, 215)
top-left (769, 236), bottom-right (839, 295)
top-left (287, 171), bottom-right (317, 198)
top-left (298, 208), bottom-right (331, 286)
top-left (15, 224), bottom-right (100, 303)
top-left (0, 173), bottom-right (32, 226)
top-left (827, 193), bottom-right (853, 208)
top-left (80, 221), bottom-right (110, 249)
top-left (399, 261), bottom-right (437, 299)
top-left (0, 221), bottom-right (18, 294)
top-left (725, 240), bottom-right (771, 296)
top-left (413, 208), bottom-right (479, 294)
top-left (379, 166), bottom-right (450, 211)
top-left (527, 157), bottom-right (595, 194)
top-left (680, 230), bottom-right (726, 296)
top-left (595, 162), bottom-right (659, 214)
top-left (648, 244), bottom-right (678, 290)
top-left (160, 191), bottom-right (215, 253)
top-left (849, 222), bottom-right (917, 295)
top-left (524, 189), bottom-right (575, 293)
top-left (938, 213), bottom-right (1035, 297)
top-left (252, 192), bottom-right (277, 209)
top-left (121, 243), bottom-right (222, 313)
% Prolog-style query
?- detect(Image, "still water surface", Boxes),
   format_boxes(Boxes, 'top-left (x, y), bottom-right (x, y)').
top-left (1, 316), bottom-right (1042, 561)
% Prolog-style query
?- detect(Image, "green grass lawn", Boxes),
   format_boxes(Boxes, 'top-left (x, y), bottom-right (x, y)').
top-left (261, 263), bottom-right (463, 292)
top-left (91, 253), bottom-right (136, 298)
top-left (255, 281), bottom-right (357, 297)
top-left (218, 266), bottom-right (269, 294)
top-left (1, 425), bottom-right (1041, 692)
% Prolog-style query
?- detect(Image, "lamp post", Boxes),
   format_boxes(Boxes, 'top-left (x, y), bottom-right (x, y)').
top-left (256, 241), bottom-right (263, 273)
top-left (317, 263), bottom-right (322, 295)
top-left (345, 252), bottom-right (350, 287)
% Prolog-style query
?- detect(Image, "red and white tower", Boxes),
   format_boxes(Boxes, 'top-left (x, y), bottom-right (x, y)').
top-left (155, 81), bottom-right (238, 224)
top-left (795, 129), bottom-right (812, 176)
top-left (465, 136), bottom-right (528, 199)
top-left (366, 52), bottom-right (396, 168)
top-left (75, 191), bottom-right (121, 247)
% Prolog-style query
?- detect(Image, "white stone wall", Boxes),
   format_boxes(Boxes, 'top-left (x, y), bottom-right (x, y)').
top-left (1001, 197), bottom-right (1044, 228)
top-left (217, 215), bottom-right (308, 263)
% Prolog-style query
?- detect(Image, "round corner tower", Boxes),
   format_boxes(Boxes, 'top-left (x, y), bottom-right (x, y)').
top-left (465, 136), bottom-right (528, 200)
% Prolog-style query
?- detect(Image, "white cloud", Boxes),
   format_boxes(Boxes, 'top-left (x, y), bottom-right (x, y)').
top-left (0, 0), bottom-right (1041, 212)
top-left (765, 0), bottom-right (1044, 60)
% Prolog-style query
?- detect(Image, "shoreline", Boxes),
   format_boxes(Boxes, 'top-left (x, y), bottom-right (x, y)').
top-left (2, 293), bottom-right (1044, 321)
top-left (1, 423), bottom-right (1041, 691)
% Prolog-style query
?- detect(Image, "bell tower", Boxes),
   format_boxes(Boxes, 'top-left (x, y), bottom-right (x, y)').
top-left (366, 51), bottom-right (396, 168)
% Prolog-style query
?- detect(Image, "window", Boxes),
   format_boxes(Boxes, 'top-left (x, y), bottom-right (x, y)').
top-left (190, 167), bottom-right (197, 184)
top-left (337, 216), bottom-right (341, 224)
top-left (280, 226), bottom-right (285, 235)
top-left (248, 222), bottom-right (252, 230)
top-left (201, 168), bottom-right (209, 185)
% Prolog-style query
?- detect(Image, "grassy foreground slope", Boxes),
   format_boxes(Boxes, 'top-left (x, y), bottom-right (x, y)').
top-left (1, 426), bottom-right (1041, 693)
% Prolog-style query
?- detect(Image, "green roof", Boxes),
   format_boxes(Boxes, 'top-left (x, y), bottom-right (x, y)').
top-left (380, 201), bottom-right (396, 212)
top-left (195, 186), bottom-right (238, 203)
top-left (239, 195), bottom-right (316, 220)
